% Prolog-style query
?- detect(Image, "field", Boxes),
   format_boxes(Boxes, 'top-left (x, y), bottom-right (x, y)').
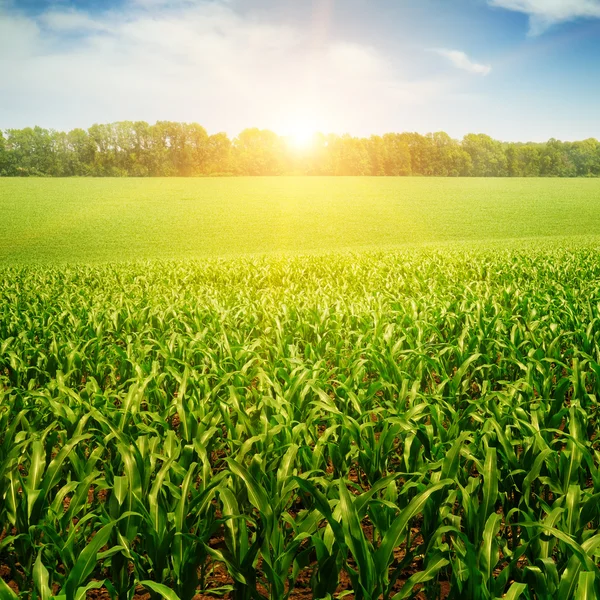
top-left (2, 177), bottom-right (600, 263)
top-left (2, 178), bottom-right (600, 600)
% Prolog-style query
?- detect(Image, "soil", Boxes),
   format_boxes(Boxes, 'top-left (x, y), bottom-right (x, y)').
top-left (1, 555), bottom-right (452, 600)
top-left (1, 519), bottom-right (451, 599)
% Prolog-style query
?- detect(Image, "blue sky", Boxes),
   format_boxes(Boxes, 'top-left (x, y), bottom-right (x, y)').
top-left (1, 0), bottom-right (600, 141)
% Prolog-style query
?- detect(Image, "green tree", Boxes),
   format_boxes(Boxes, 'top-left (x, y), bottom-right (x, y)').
top-left (429, 132), bottom-right (471, 176)
top-left (4, 127), bottom-right (57, 176)
top-left (182, 123), bottom-right (210, 175)
top-left (539, 139), bottom-right (575, 177)
top-left (66, 128), bottom-right (95, 175)
top-left (233, 128), bottom-right (285, 175)
top-left (570, 138), bottom-right (600, 176)
top-left (327, 134), bottom-right (371, 175)
top-left (506, 143), bottom-right (541, 177)
top-left (0, 131), bottom-right (11, 175)
top-left (368, 135), bottom-right (386, 176)
top-left (462, 134), bottom-right (508, 176)
top-left (205, 132), bottom-right (232, 175)
top-left (381, 134), bottom-right (412, 176)
top-left (402, 132), bottom-right (434, 175)
top-left (3, 121), bottom-right (600, 178)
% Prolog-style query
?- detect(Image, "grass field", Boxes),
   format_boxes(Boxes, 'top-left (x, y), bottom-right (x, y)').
top-left (2, 177), bottom-right (600, 263)
top-left (2, 178), bottom-right (600, 600)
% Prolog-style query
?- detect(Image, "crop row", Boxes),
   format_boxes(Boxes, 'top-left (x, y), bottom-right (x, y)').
top-left (1, 245), bottom-right (600, 599)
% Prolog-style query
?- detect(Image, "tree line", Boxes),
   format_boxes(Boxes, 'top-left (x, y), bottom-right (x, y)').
top-left (1, 121), bottom-right (600, 177)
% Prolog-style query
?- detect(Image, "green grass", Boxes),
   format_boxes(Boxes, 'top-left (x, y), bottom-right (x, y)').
top-left (2, 177), bottom-right (600, 263)
top-left (3, 177), bottom-right (600, 598)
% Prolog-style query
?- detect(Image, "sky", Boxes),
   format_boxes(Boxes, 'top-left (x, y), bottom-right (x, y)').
top-left (1, 0), bottom-right (600, 142)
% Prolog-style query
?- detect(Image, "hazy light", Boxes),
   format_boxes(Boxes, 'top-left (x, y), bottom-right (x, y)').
top-left (282, 118), bottom-right (319, 150)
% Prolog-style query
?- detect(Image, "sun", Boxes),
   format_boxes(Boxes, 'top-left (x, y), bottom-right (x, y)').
top-left (284, 120), bottom-right (318, 151)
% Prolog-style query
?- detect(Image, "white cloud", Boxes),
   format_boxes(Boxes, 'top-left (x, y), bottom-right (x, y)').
top-left (0, 19), bottom-right (36, 59)
top-left (488, 0), bottom-right (600, 34)
top-left (0, 1), bottom-right (444, 136)
top-left (431, 48), bottom-right (492, 75)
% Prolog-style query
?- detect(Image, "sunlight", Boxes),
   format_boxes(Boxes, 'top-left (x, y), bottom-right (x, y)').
top-left (283, 119), bottom-right (318, 150)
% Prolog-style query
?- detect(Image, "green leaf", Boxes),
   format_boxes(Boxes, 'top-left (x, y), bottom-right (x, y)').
top-left (375, 480), bottom-right (451, 574)
top-left (227, 458), bottom-right (273, 529)
top-left (0, 578), bottom-right (18, 600)
top-left (26, 440), bottom-right (46, 493)
top-left (138, 581), bottom-right (182, 600)
top-left (63, 522), bottom-right (114, 600)
top-left (33, 551), bottom-right (52, 600)
top-left (499, 581), bottom-right (527, 600)
top-left (113, 475), bottom-right (128, 506)
top-left (391, 553), bottom-right (449, 600)
top-left (479, 512), bottom-right (501, 584)
top-left (338, 480), bottom-right (375, 594)
top-left (292, 476), bottom-right (345, 551)
top-left (574, 572), bottom-right (596, 600)
top-left (480, 446), bottom-right (498, 535)
top-left (74, 580), bottom-right (108, 600)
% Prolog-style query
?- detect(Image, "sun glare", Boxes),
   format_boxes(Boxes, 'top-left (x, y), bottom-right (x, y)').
top-left (284, 120), bottom-right (318, 150)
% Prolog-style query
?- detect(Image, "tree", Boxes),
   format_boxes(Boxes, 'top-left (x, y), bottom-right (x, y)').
top-left (4, 127), bottom-right (57, 176)
top-left (325, 135), bottom-right (371, 175)
top-left (0, 131), bottom-right (10, 175)
top-left (380, 134), bottom-right (412, 176)
top-left (428, 132), bottom-right (471, 176)
top-left (570, 138), bottom-right (600, 177)
top-left (462, 134), bottom-right (508, 177)
top-left (2, 121), bottom-right (600, 178)
top-left (368, 136), bottom-right (386, 176)
top-left (182, 123), bottom-right (210, 175)
top-left (233, 128), bottom-right (285, 175)
top-left (205, 132), bottom-right (232, 174)
top-left (539, 139), bottom-right (575, 177)
top-left (402, 133), bottom-right (434, 175)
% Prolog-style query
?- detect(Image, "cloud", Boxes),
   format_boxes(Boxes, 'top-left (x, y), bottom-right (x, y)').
top-left (431, 48), bottom-right (492, 75)
top-left (488, 0), bottom-right (600, 34)
top-left (0, 13), bottom-right (40, 58)
top-left (0, 1), bottom-right (444, 136)
top-left (39, 9), bottom-right (109, 32)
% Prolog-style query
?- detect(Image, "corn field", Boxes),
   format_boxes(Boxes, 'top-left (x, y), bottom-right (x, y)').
top-left (1, 245), bottom-right (600, 600)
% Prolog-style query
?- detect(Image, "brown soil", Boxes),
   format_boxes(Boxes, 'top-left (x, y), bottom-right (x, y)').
top-left (1, 562), bottom-right (452, 600)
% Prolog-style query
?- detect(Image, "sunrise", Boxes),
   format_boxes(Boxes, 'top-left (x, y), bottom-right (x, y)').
top-left (1, 1), bottom-right (600, 599)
